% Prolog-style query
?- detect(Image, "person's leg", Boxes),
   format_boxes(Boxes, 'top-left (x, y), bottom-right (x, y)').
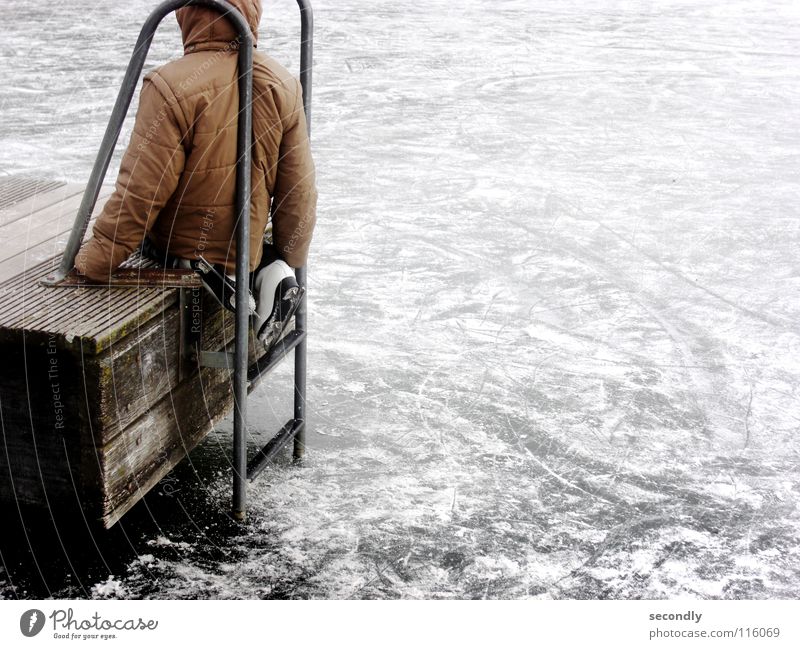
top-left (252, 242), bottom-right (282, 273)
top-left (179, 256), bottom-right (254, 314)
top-left (170, 241), bottom-right (299, 352)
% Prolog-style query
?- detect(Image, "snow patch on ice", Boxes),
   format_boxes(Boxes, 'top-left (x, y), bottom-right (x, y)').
top-left (91, 577), bottom-right (127, 599)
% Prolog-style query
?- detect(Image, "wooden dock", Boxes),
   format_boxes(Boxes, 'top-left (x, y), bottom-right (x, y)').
top-left (0, 175), bottom-right (247, 527)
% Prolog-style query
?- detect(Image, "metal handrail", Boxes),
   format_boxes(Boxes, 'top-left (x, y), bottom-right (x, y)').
top-left (46, 0), bottom-right (253, 286)
top-left (42, 0), bottom-right (314, 521)
top-left (292, 0), bottom-right (313, 469)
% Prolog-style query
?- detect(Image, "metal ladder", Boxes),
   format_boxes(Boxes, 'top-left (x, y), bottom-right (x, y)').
top-left (43, 0), bottom-right (314, 521)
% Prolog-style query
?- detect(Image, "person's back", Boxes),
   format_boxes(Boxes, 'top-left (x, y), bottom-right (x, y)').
top-left (75, 0), bottom-right (316, 350)
top-left (76, 0), bottom-right (316, 282)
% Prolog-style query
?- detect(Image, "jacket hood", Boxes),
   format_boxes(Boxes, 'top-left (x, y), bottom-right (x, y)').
top-left (176, 0), bottom-right (261, 52)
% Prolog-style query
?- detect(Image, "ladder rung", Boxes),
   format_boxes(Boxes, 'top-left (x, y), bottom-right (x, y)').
top-left (246, 418), bottom-right (303, 481)
top-left (247, 328), bottom-right (306, 391)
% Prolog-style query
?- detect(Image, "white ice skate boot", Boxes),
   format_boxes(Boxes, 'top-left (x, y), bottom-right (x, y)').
top-left (253, 260), bottom-right (304, 352)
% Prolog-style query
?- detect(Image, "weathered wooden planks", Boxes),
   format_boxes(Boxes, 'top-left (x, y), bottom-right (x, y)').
top-left (0, 176), bottom-right (71, 216)
top-left (0, 184), bottom-right (112, 284)
top-left (0, 179), bottom-right (251, 527)
top-left (0, 256), bottom-right (242, 527)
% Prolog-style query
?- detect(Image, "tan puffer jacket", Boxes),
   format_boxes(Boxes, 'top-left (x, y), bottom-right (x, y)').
top-left (75, 0), bottom-right (317, 281)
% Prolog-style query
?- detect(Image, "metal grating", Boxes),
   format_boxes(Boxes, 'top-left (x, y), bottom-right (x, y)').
top-left (117, 249), bottom-right (160, 270)
top-left (0, 176), bottom-right (67, 211)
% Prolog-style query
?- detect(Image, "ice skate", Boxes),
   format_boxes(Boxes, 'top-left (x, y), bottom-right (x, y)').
top-left (253, 259), bottom-right (304, 352)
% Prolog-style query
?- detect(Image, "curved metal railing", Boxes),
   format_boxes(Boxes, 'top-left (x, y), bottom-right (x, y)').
top-left (43, 0), bottom-right (313, 521)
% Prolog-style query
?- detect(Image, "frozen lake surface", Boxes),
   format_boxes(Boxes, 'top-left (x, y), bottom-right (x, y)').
top-left (1, 0), bottom-right (799, 598)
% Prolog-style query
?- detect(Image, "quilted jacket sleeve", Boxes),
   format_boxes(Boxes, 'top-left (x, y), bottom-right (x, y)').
top-left (270, 79), bottom-right (318, 268)
top-left (74, 72), bottom-right (186, 281)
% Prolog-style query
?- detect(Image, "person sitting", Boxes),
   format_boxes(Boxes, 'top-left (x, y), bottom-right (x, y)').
top-left (75, 0), bottom-right (317, 350)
